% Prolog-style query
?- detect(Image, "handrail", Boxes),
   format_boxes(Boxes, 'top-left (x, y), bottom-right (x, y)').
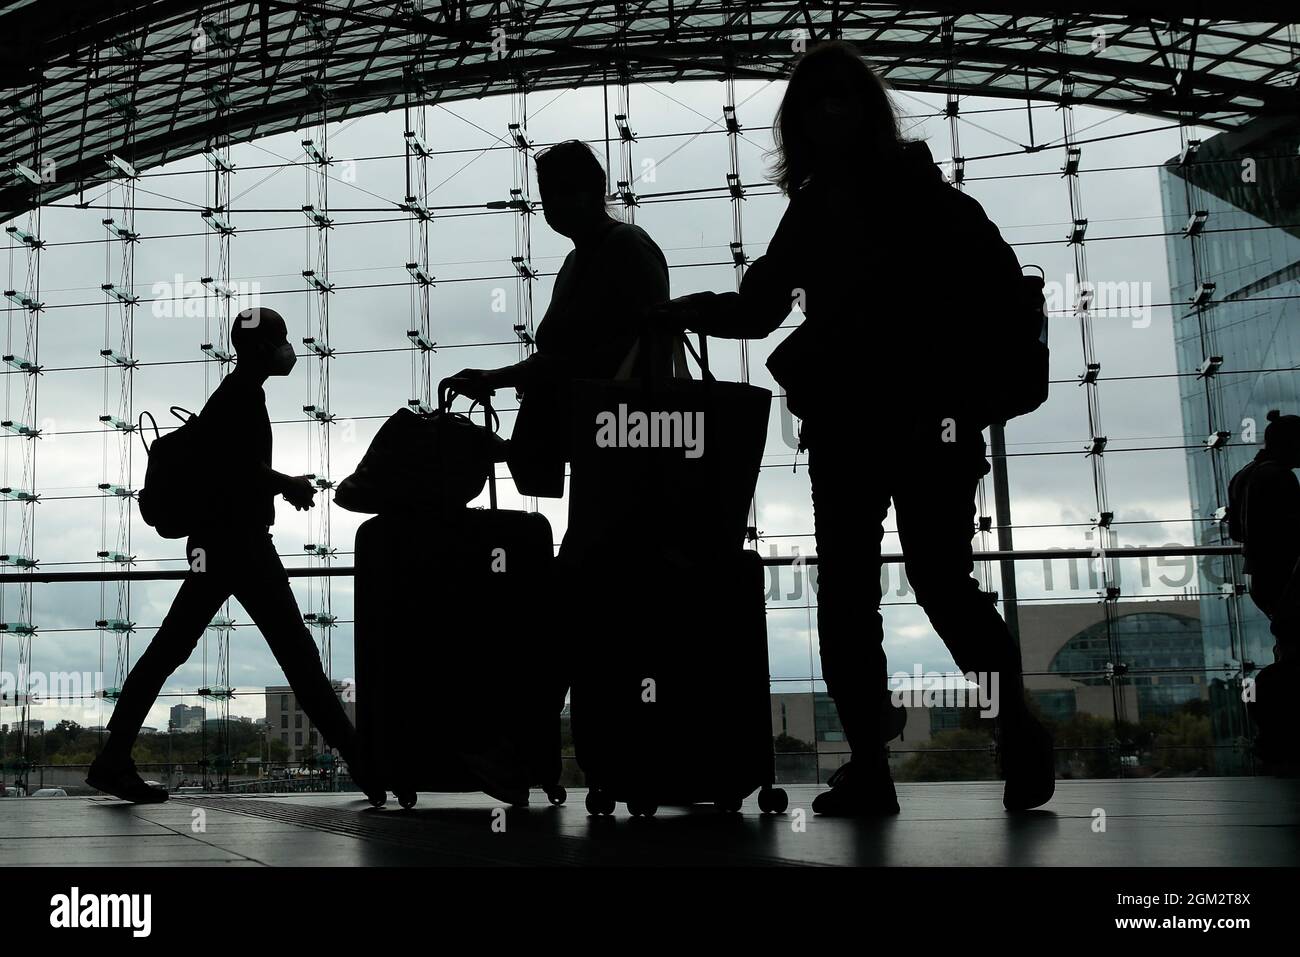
top-left (0, 544), bottom-right (1242, 583)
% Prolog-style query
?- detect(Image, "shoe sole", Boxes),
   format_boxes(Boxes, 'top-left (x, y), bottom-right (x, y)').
top-left (812, 804), bottom-right (901, 817)
top-left (85, 775), bottom-right (169, 804)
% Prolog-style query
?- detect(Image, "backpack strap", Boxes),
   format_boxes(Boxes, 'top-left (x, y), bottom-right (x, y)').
top-left (138, 411), bottom-right (160, 453)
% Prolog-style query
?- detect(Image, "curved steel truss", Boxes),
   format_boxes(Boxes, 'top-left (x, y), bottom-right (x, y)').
top-left (1, 1), bottom-right (1297, 218)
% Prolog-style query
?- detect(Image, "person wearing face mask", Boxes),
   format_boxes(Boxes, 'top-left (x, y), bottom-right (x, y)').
top-left (651, 40), bottom-right (1055, 816)
top-left (87, 307), bottom-right (383, 805)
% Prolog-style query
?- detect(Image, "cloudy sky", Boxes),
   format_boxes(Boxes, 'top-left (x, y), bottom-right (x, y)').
top-left (0, 73), bottom-right (1211, 733)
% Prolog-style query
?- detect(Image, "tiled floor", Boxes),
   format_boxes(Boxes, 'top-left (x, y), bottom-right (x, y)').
top-left (2, 778), bottom-right (1297, 866)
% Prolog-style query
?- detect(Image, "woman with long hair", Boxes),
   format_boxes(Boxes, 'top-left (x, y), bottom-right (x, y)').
top-left (656, 41), bottom-right (1055, 815)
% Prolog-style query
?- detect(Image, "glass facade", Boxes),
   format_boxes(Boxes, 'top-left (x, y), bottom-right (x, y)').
top-left (1, 15), bottom-right (1294, 793)
top-left (1158, 116), bottom-right (1300, 772)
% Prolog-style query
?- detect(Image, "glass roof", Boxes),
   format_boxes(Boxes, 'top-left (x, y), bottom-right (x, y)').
top-left (1, 1), bottom-right (1296, 219)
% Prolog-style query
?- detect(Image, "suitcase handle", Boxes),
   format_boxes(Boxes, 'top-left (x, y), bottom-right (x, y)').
top-left (438, 380), bottom-right (501, 433)
top-left (438, 379), bottom-right (499, 509)
top-left (620, 325), bottom-right (716, 386)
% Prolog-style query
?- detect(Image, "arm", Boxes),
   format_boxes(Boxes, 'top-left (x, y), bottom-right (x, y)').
top-left (675, 252), bottom-right (799, 340)
top-left (659, 197), bottom-right (808, 341)
top-left (458, 224), bottom-right (672, 393)
top-left (257, 463), bottom-right (317, 511)
top-left (479, 352), bottom-right (568, 392)
top-left (199, 391), bottom-right (316, 510)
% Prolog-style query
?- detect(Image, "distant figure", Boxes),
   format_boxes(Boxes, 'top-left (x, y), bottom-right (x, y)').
top-left (446, 139), bottom-right (670, 561)
top-left (1228, 409), bottom-right (1300, 766)
top-left (87, 308), bottom-right (382, 805)
top-left (654, 41), bottom-right (1054, 814)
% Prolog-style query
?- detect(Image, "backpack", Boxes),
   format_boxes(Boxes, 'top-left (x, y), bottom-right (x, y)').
top-left (983, 266), bottom-right (1050, 426)
top-left (137, 407), bottom-right (205, 539)
top-left (768, 268), bottom-right (1050, 428)
top-left (1226, 457), bottom-right (1287, 549)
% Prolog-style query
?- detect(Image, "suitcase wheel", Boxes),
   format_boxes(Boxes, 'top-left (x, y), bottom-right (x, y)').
top-left (585, 789), bottom-right (615, 816)
top-left (758, 786), bottom-right (789, 815)
top-left (715, 795), bottom-right (743, 814)
top-left (544, 785), bottom-right (567, 806)
top-left (626, 798), bottom-right (658, 818)
top-left (397, 791), bottom-right (418, 810)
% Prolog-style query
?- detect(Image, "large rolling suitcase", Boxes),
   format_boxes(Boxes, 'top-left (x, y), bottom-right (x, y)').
top-left (569, 546), bottom-right (787, 817)
top-left (353, 395), bottom-right (566, 810)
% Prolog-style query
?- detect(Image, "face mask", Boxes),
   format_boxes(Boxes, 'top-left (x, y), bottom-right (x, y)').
top-left (274, 341), bottom-right (296, 373)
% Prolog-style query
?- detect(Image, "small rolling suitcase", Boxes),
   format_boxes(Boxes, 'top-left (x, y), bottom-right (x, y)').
top-left (353, 393), bottom-right (566, 810)
top-left (569, 546), bottom-right (787, 817)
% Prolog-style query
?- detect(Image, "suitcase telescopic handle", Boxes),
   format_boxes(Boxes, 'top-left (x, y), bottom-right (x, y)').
top-left (482, 396), bottom-right (498, 510)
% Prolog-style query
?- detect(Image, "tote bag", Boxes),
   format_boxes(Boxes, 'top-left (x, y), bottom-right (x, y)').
top-left (567, 332), bottom-right (771, 563)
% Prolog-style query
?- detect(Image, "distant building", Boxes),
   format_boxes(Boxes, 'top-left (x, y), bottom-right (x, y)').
top-left (11, 719), bottom-right (44, 735)
top-left (772, 598), bottom-right (1205, 781)
top-left (138, 727), bottom-right (158, 735)
top-left (169, 704), bottom-right (204, 732)
top-left (1158, 114), bottom-right (1300, 771)
top-left (1019, 597), bottom-right (1205, 724)
top-left (264, 684), bottom-right (356, 765)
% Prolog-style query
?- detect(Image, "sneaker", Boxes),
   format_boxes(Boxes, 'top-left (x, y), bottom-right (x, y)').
top-left (811, 758), bottom-right (900, 817)
top-left (1000, 716), bottom-right (1055, 811)
top-left (86, 756), bottom-right (168, 804)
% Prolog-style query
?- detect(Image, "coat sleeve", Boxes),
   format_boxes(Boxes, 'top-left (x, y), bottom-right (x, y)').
top-left (687, 197), bottom-right (809, 341)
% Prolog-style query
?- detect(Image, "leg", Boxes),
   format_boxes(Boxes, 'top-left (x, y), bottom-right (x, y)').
top-left (230, 534), bottom-right (359, 759)
top-left (104, 558), bottom-right (232, 759)
top-left (1265, 557), bottom-right (1300, 663)
top-left (892, 431), bottom-right (1053, 810)
top-left (892, 445), bottom-right (1028, 721)
top-left (1249, 559), bottom-right (1300, 766)
top-left (806, 438), bottom-right (899, 816)
top-left (808, 440), bottom-right (891, 756)
top-left (90, 542), bottom-right (232, 801)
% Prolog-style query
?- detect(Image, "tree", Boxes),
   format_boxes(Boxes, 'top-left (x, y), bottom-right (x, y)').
top-left (773, 733), bottom-right (814, 753)
top-left (896, 729), bottom-right (997, 782)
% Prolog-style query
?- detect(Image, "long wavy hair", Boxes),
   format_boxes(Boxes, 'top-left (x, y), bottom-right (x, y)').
top-left (771, 41), bottom-right (907, 195)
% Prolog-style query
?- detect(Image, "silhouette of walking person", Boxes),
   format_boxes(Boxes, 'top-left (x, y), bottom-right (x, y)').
top-left (654, 41), bottom-right (1055, 815)
top-left (445, 139), bottom-right (671, 565)
top-left (1229, 409), bottom-right (1300, 767)
top-left (87, 307), bottom-right (383, 804)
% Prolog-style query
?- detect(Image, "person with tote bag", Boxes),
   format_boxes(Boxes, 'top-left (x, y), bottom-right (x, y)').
top-left (651, 41), bottom-right (1056, 817)
top-left (445, 139), bottom-right (671, 530)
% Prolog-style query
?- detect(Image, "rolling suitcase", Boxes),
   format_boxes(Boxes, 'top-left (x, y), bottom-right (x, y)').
top-left (569, 546), bottom-right (788, 817)
top-left (353, 393), bottom-right (566, 810)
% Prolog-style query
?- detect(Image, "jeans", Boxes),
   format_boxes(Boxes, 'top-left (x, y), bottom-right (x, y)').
top-left (807, 421), bottom-right (1028, 756)
top-left (105, 528), bottom-right (359, 761)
